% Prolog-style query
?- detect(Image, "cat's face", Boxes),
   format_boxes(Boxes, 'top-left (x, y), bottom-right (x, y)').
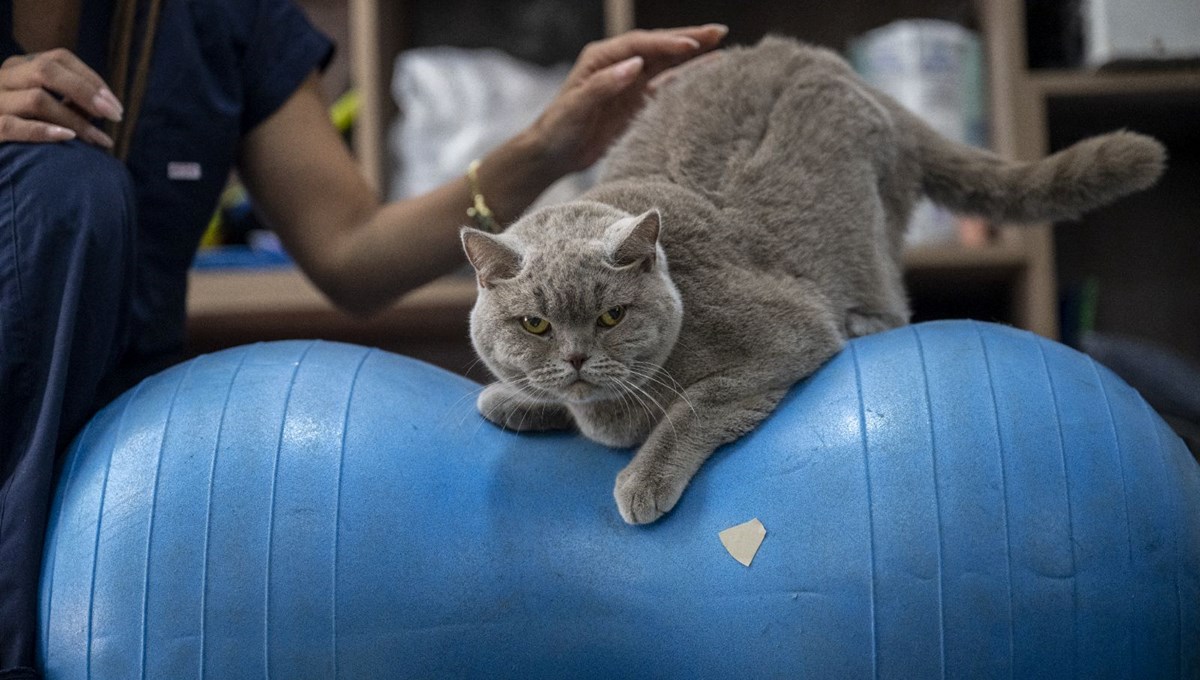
top-left (463, 207), bottom-right (683, 404)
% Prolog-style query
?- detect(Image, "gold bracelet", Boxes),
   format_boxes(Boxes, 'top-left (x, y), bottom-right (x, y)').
top-left (465, 159), bottom-right (501, 234)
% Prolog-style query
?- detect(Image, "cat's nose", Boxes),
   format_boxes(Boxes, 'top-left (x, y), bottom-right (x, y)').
top-left (565, 354), bottom-right (588, 371)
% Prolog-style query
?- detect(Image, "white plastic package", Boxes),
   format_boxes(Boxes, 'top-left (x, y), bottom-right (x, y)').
top-left (388, 47), bottom-right (595, 207)
top-left (850, 21), bottom-right (989, 246)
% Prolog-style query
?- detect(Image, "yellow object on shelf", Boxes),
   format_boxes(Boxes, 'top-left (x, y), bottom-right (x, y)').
top-left (330, 89), bottom-right (360, 135)
top-left (198, 89), bottom-right (360, 249)
top-left (197, 184), bottom-right (248, 248)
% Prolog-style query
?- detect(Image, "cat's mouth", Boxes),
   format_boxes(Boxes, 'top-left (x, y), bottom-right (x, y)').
top-left (560, 377), bottom-right (604, 402)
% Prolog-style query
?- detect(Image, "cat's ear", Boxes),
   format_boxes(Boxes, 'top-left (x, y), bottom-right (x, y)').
top-left (608, 210), bottom-right (661, 272)
top-left (461, 228), bottom-right (522, 288)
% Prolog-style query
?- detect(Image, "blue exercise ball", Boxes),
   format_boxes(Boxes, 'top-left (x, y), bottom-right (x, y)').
top-left (39, 321), bottom-right (1200, 678)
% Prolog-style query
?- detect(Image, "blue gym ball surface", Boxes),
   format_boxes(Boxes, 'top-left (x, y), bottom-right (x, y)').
top-left (39, 321), bottom-right (1200, 678)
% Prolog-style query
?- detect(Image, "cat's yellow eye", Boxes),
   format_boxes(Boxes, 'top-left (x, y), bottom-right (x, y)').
top-left (598, 306), bottom-right (625, 328)
top-left (521, 316), bottom-right (551, 335)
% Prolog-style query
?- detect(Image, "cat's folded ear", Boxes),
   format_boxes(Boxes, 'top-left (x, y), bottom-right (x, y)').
top-left (461, 228), bottom-right (522, 289)
top-left (608, 210), bottom-right (661, 272)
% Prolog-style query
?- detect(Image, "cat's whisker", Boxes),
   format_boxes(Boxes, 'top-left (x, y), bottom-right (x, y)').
top-left (620, 376), bottom-right (679, 441)
top-left (448, 383), bottom-right (489, 426)
top-left (643, 374), bottom-right (700, 417)
top-left (615, 378), bottom-right (654, 432)
top-left (668, 336), bottom-right (697, 354)
top-left (630, 361), bottom-right (689, 401)
top-left (633, 360), bottom-right (688, 392)
top-left (513, 385), bottom-right (548, 433)
top-left (473, 393), bottom-right (524, 438)
top-left (474, 392), bottom-right (516, 437)
top-left (624, 377), bottom-right (670, 419)
top-left (627, 363), bottom-right (699, 418)
top-left (609, 378), bottom-right (638, 424)
top-left (616, 381), bottom-right (642, 427)
top-left (449, 384), bottom-right (491, 430)
top-left (469, 376), bottom-right (540, 439)
top-left (462, 355), bottom-right (488, 376)
top-left (538, 400), bottom-right (554, 430)
top-left (446, 384), bottom-right (485, 416)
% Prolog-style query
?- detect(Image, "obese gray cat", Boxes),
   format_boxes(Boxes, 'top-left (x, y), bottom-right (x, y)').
top-left (461, 37), bottom-right (1165, 524)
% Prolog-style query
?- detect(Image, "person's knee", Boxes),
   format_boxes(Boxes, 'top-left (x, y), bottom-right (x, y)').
top-left (0, 141), bottom-right (135, 248)
top-left (0, 140), bottom-right (138, 346)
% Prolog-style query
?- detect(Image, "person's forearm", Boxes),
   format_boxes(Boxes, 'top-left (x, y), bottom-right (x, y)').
top-left (245, 28), bottom-right (725, 318)
top-left (323, 129), bottom-right (561, 317)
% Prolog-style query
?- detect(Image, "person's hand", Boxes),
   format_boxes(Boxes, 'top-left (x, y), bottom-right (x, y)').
top-left (0, 48), bottom-right (124, 148)
top-left (527, 25), bottom-right (728, 176)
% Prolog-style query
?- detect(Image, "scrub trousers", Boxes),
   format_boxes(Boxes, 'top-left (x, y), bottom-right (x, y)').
top-left (1, 140), bottom-right (138, 679)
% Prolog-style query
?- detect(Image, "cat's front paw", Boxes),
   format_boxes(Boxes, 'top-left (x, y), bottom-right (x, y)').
top-left (613, 462), bottom-right (688, 525)
top-left (477, 383), bottom-right (572, 432)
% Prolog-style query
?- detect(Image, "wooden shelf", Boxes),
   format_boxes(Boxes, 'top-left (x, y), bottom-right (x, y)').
top-left (187, 268), bottom-right (477, 319)
top-left (188, 240), bottom-right (1028, 321)
top-left (186, 267), bottom-right (483, 378)
top-left (1030, 67), bottom-right (1200, 98)
top-left (903, 242), bottom-right (1027, 273)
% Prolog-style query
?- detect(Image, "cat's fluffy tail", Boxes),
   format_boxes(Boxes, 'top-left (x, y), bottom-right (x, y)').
top-left (907, 108), bottom-right (1165, 223)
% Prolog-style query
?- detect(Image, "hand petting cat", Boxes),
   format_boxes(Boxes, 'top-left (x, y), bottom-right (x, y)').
top-left (527, 25), bottom-right (728, 177)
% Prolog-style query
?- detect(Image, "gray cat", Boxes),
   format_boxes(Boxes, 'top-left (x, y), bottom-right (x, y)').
top-left (461, 37), bottom-right (1165, 524)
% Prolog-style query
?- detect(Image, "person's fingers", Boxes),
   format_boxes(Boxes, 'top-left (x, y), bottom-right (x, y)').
top-left (0, 89), bottom-right (114, 148)
top-left (0, 113), bottom-right (77, 143)
top-left (647, 50), bottom-right (725, 93)
top-left (0, 49), bottom-right (122, 122)
top-left (569, 56), bottom-right (645, 107)
top-left (661, 24), bottom-right (729, 50)
top-left (570, 30), bottom-right (705, 82)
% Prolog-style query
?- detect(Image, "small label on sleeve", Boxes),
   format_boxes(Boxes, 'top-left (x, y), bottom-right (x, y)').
top-left (167, 162), bottom-right (203, 181)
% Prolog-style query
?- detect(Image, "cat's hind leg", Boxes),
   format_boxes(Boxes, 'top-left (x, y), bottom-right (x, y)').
top-left (845, 308), bottom-right (907, 338)
top-left (477, 382), bottom-right (574, 432)
top-left (844, 253), bottom-right (910, 338)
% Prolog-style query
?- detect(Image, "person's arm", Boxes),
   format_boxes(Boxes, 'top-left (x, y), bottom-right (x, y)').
top-left (236, 26), bottom-right (726, 317)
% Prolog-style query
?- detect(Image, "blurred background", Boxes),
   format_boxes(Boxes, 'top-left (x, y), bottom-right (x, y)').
top-left (185, 0), bottom-right (1200, 449)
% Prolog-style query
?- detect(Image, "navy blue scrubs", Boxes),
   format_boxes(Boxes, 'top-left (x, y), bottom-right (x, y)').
top-left (0, 2), bottom-right (333, 676)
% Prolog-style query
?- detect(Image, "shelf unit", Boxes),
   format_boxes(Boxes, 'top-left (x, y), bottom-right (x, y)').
top-left (191, 0), bottom-right (1194, 370)
top-left (1030, 68), bottom-right (1200, 97)
top-left (186, 268), bottom-right (487, 380)
top-left (984, 0), bottom-right (1200, 362)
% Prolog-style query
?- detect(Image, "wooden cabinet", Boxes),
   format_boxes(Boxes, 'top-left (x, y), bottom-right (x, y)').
top-left (189, 0), bottom-right (1195, 372)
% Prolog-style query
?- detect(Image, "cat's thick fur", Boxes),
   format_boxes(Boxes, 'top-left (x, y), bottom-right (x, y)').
top-left (462, 37), bottom-right (1165, 524)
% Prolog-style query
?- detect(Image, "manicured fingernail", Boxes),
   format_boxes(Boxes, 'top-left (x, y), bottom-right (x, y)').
top-left (677, 37), bottom-right (702, 49)
top-left (707, 23), bottom-right (730, 36)
top-left (85, 126), bottom-right (115, 149)
top-left (101, 88), bottom-right (124, 112)
top-left (47, 125), bottom-right (77, 141)
top-left (94, 89), bottom-right (123, 122)
top-left (613, 56), bottom-right (643, 82)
